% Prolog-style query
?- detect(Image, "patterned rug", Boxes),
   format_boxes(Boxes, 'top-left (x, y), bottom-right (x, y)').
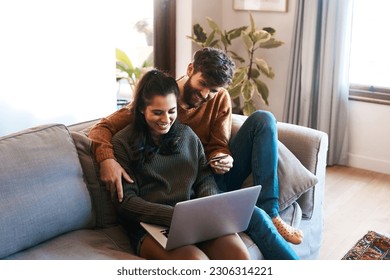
top-left (342, 231), bottom-right (390, 260)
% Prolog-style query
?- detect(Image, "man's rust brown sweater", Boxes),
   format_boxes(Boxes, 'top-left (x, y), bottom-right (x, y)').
top-left (89, 88), bottom-right (232, 163)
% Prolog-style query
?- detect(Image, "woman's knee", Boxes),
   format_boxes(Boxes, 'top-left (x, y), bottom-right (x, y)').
top-left (230, 246), bottom-right (251, 260)
top-left (200, 234), bottom-right (251, 260)
top-left (140, 236), bottom-right (208, 260)
top-left (178, 247), bottom-right (209, 260)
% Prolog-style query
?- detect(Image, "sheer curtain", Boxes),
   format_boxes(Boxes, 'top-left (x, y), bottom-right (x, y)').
top-left (283, 0), bottom-right (354, 165)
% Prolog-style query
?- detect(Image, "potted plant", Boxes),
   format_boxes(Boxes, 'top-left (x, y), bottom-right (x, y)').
top-left (187, 14), bottom-right (283, 115)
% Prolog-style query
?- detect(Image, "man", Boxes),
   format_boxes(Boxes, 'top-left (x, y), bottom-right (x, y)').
top-left (89, 47), bottom-right (302, 259)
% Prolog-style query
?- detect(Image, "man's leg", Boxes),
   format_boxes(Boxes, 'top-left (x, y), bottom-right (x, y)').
top-left (245, 207), bottom-right (299, 260)
top-left (227, 110), bottom-right (279, 217)
top-left (218, 110), bottom-right (303, 245)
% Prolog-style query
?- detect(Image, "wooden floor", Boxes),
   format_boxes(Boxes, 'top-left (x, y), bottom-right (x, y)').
top-left (318, 165), bottom-right (390, 259)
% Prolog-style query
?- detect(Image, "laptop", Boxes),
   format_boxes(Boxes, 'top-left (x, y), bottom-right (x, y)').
top-left (140, 185), bottom-right (261, 250)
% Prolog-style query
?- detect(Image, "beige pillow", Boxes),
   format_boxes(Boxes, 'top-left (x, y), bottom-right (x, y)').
top-left (71, 131), bottom-right (118, 228)
top-left (278, 141), bottom-right (318, 210)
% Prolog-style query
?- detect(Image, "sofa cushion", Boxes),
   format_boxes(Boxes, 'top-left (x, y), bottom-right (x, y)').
top-left (4, 226), bottom-right (139, 260)
top-left (71, 131), bottom-right (118, 228)
top-left (0, 124), bottom-right (94, 259)
top-left (241, 141), bottom-right (318, 211)
top-left (278, 142), bottom-right (318, 210)
top-left (233, 114), bottom-right (318, 211)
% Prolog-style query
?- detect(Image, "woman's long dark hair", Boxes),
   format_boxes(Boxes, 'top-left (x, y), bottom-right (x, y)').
top-left (127, 69), bottom-right (180, 169)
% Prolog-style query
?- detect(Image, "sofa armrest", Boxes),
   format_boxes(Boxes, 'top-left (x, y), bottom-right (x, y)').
top-left (232, 114), bottom-right (328, 178)
top-left (277, 122), bottom-right (329, 219)
top-left (276, 122), bottom-right (328, 175)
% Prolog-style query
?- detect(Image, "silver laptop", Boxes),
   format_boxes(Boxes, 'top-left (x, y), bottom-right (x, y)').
top-left (140, 185), bottom-right (261, 250)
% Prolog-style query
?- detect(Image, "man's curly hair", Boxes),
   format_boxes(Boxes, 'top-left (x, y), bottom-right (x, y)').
top-left (192, 47), bottom-right (235, 87)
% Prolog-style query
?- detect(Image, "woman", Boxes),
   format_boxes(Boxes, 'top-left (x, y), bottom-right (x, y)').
top-left (112, 69), bottom-right (250, 260)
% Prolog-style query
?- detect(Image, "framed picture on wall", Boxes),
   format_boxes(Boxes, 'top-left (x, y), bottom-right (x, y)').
top-left (233, 0), bottom-right (287, 12)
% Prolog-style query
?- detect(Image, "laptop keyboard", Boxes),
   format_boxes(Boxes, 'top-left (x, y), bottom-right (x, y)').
top-left (160, 228), bottom-right (170, 238)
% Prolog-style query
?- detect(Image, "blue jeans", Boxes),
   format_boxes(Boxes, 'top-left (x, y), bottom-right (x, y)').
top-left (246, 207), bottom-right (299, 259)
top-left (215, 110), bottom-right (299, 259)
top-left (215, 110), bottom-right (279, 217)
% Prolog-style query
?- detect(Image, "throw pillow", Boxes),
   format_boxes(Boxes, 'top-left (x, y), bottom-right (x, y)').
top-left (278, 141), bottom-right (318, 211)
top-left (71, 131), bottom-right (118, 228)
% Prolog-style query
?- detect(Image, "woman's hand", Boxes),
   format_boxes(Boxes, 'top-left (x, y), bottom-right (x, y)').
top-left (209, 154), bottom-right (233, 175)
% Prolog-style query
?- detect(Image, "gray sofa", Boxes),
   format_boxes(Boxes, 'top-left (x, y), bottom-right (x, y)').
top-left (0, 114), bottom-right (328, 260)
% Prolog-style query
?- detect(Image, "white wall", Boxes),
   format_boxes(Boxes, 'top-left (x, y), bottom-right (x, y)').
top-left (348, 101), bottom-right (390, 174)
top-left (176, 0), bottom-right (193, 76)
top-left (0, 1), bottom-right (117, 136)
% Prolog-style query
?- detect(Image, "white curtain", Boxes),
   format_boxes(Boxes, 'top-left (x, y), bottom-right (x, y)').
top-left (283, 0), bottom-right (354, 165)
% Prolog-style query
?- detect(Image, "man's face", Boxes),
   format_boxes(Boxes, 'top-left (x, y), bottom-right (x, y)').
top-left (182, 72), bottom-right (222, 108)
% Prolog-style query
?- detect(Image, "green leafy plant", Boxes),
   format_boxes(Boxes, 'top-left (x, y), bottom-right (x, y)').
top-left (115, 48), bottom-right (152, 91)
top-left (187, 14), bottom-right (284, 115)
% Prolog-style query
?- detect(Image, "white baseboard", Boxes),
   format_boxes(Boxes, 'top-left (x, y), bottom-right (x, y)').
top-left (348, 153), bottom-right (390, 175)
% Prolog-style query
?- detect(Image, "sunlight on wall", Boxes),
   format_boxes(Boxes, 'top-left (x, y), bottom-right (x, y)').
top-left (0, 1), bottom-right (120, 136)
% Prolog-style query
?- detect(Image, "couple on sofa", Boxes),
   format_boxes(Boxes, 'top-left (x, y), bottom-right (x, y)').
top-left (88, 47), bottom-right (302, 260)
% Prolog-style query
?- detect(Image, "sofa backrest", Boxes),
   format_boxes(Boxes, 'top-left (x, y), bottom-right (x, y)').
top-left (0, 124), bottom-right (94, 258)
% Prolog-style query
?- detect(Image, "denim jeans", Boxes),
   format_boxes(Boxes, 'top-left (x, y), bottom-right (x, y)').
top-left (214, 110), bottom-right (299, 259)
top-left (215, 110), bottom-right (279, 218)
top-left (246, 207), bottom-right (299, 259)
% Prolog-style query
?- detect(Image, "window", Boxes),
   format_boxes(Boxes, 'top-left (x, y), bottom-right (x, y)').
top-left (115, 0), bottom-right (176, 107)
top-left (349, 0), bottom-right (390, 105)
top-left (115, 1), bottom-right (154, 69)
top-left (114, 0), bottom-right (176, 76)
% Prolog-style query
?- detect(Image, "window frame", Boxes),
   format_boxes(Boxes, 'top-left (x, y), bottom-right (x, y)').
top-left (153, 0), bottom-right (176, 77)
top-left (349, 84), bottom-right (390, 105)
top-left (348, 1), bottom-right (390, 106)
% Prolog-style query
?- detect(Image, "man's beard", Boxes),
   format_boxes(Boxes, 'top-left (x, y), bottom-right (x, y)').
top-left (183, 78), bottom-right (208, 108)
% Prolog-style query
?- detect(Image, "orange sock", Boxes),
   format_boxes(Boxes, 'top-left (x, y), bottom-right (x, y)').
top-left (272, 216), bottom-right (304, 245)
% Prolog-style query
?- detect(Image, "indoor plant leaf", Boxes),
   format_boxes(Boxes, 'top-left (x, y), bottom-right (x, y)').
top-left (254, 77), bottom-right (269, 105)
top-left (207, 17), bottom-right (221, 33)
top-left (220, 33), bottom-right (230, 49)
top-left (250, 13), bottom-right (256, 33)
top-left (209, 39), bottom-right (221, 48)
top-left (230, 67), bottom-right (247, 88)
top-left (227, 26), bottom-right (248, 40)
top-left (193, 23), bottom-right (207, 43)
top-left (263, 27), bottom-right (276, 35)
top-left (255, 58), bottom-right (275, 79)
top-left (243, 100), bottom-right (256, 116)
top-left (116, 48), bottom-right (134, 70)
top-left (259, 37), bottom-right (284, 49)
top-left (249, 68), bottom-right (260, 79)
top-left (229, 50), bottom-right (245, 63)
top-left (228, 83), bottom-right (243, 99)
top-left (242, 80), bottom-right (254, 101)
top-left (252, 30), bottom-right (271, 44)
top-left (242, 31), bottom-right (254, 51)
top-left (204, 30), bottom-right (216, 46)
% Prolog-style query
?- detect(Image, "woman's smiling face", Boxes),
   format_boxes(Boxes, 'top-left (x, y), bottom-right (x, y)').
top-left (143, 93), bottom-right (177, 139)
